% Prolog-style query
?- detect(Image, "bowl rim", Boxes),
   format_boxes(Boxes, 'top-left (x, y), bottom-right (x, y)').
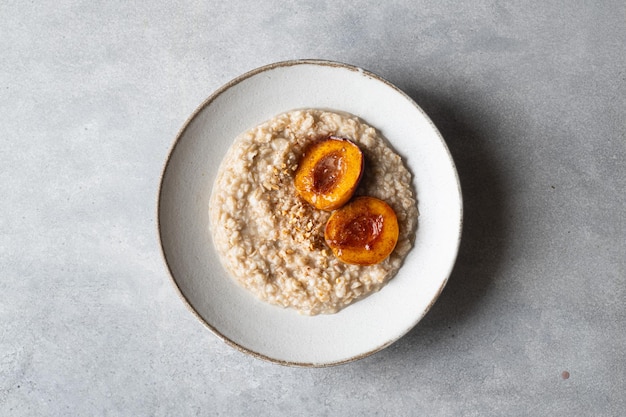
top-left (156, 59), bottom-right (463, 367)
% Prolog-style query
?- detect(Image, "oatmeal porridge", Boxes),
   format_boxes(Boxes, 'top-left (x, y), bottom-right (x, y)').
top-left (209, 109), bottom-right (418, 315)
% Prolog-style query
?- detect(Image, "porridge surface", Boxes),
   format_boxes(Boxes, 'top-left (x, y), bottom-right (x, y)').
top-left (209, 109), bottom-right (418, 315)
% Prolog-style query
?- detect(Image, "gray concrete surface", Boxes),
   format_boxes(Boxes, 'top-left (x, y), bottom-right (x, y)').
top-left (1, 0), bottom-right (624, 415)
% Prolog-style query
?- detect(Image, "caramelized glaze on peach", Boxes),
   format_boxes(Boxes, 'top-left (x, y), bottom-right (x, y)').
top-left (294, 137), bottom-right (363, 211)
top-left (324, 196), bottom-right (399, 265)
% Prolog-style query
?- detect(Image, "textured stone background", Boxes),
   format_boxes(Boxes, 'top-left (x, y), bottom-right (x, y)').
top-left (1, 1), bottom-right (624, 415)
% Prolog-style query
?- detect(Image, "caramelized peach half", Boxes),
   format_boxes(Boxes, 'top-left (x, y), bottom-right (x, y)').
top-left (324, 196), bottom-right (399, 265)
top-left (294, 137), bottom-right (363, 211)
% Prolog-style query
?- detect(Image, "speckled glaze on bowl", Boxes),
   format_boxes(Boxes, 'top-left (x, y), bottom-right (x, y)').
top-left (157, 60), bottom-right (462, 367)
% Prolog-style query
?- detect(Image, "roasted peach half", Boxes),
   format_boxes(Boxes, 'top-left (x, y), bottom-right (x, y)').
top-left (294, 137), bottom-right (363, 211)
top-left (324, 196), bottom-right (399, 266)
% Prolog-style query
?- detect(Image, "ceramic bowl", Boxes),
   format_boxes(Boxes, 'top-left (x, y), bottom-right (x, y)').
top-left (158, 60), bottom-right (462, 366)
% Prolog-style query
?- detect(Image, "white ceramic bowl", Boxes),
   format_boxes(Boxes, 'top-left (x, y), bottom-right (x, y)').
top-left (158, 60), bottom-right (462, 366)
